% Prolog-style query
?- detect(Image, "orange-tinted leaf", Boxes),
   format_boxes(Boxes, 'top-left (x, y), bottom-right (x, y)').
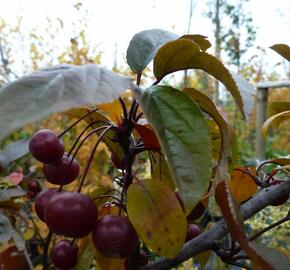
top-left (215, 181), bottom-right (275, 270)
top-left (133, 123), bottom-right (160, 150)
top-left (180, 34), bottom-right (211, 51)
top-left (127, 179), bottom-right (187, 258)
top-left (229, 168), bottom-right (258, 202)
top-left (270, 44), bottom-right (290, 61)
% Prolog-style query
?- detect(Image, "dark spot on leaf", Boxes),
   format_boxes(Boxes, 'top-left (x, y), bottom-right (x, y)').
top-left (146, 230), bottom-right (152, 239)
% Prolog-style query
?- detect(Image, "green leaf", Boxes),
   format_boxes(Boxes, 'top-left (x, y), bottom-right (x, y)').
top-left (127, 179), bottom-right (187, 258)
top-left (0, 214), bottom-right (13, 243)
top-left (0, 65), bottom-right (132, 141)
top-left (183, 88), bottom-right (232, 165)
top-left (153, 39), bottom-right (245, 118)
top-left (0, 187), bottom-right (26, 202)
top-left (180, 34), bottom-right (211, 51)
top-left (270, 44), bottom-right (290, 62)
top-left (261, 111), bottom-right (290, 138)
top-left (252, 244), bottom-right (290, 270)
top-left (126, 29), bottom-right (178, 74)
top-left (135, 85), bottom-right (212, 214)
top-left (150, 151), bottom-right (176, 191)
top-left (0, 139), bottom-right (29, 167)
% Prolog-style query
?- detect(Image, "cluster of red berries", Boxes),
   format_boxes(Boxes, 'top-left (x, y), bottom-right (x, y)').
top-left (29, 129), bottom-right (142, 269)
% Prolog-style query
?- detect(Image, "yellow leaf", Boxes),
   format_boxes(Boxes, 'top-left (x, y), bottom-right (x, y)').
top-left (262, 111), bottom-right (290, 138)
top-left (23, 227), bottom-right (34, 241)
top-left (229, 168), bottom-right (258, 202)
top-left (270, 44), bottom-right (290, 61)
top-left (180, 34), bottom-right (211, 51)
top-left (98, 99), bottom-right (123, 124)
top-left (127, 179), bottom-right (187, 258)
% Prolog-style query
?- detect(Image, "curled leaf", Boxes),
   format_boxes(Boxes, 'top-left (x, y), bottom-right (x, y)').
top-left (270, 44), bottom-right (290, 62)
top-left (261, 111), bottom-right (290, 138)
top-left (154, 40), bottom-right (245, 118)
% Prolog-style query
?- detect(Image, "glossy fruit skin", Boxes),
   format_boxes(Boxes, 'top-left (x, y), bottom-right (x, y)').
top-left (51, 240), bottom-right (78, 270)
top-left (92, 215), bottom-right (139, 258)
top-left (186, 224), bottom-right (202, 242)
top-left (27, 179), bottom-right (42, 198)
top-left (29, 129), bottom-right (64, 163)
top-left (44, 192), bottom-right (98, 238)
top-left (35, 189), bottom-right (58, 221)
top-left (43, 155), bottom-right (80, 185)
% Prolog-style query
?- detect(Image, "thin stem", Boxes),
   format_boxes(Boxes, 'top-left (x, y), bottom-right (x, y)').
top-left (136, 73), bottom-right (142, 86)
top-left (57, 108), bottom-right (102, 138)
top-left (67, 121), bottom-right (109, 156)
top-left (43, 231), bottom-right (52, 270)
top-left (234, 168), bottom-right (263, 187)
top-left (248, 212), bottom-right (289, 242)
top-left (25, 202), bottom-right (44, 244)
top-left (93, 194), bottom-right (122, 204)
top-left (58, 125), bottom-right (111, 191)
top-left (77, 126), bottom-right (114, 193)
top-left (119, 97), bottom-right (128, 120)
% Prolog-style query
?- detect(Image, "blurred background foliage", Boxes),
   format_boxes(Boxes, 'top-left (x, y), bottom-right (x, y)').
top-left (0, 1), bottom-right (289, 269)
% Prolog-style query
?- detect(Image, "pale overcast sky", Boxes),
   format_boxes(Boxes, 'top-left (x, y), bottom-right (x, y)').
top-left (0, 0), bottom-right (289, 77)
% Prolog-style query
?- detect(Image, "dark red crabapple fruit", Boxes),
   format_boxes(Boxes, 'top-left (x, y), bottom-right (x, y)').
top-left (51, 240), bottom-right (78, 270)
top-left (27, 179), bottom-right (42, 198)
top-left (35, 189), bottom-right (58, 221)
top-left (29, 129), bottom-right (64, 163)
top-left (44, 192), bottom-right (98, 238)
top-left (92, 215), bottom-right (139, 258)
top-left (186, 224), bottom-right (202, 242)
top-left (43, 154), bottom-right (80, 185)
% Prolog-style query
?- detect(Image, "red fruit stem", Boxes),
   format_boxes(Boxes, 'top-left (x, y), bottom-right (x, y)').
top-left (119, 97), bottom-right (128, 120)
top-left (58, 125), bottom-right (113, 192)
top-left (67, 120), bottom-right (110, 156)
top-left (77, 126), bottom-right (115, 193)
top-left (57, 108), bottom-right (109, 138)
top-left (43, 231), bottom-right (53, 270)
